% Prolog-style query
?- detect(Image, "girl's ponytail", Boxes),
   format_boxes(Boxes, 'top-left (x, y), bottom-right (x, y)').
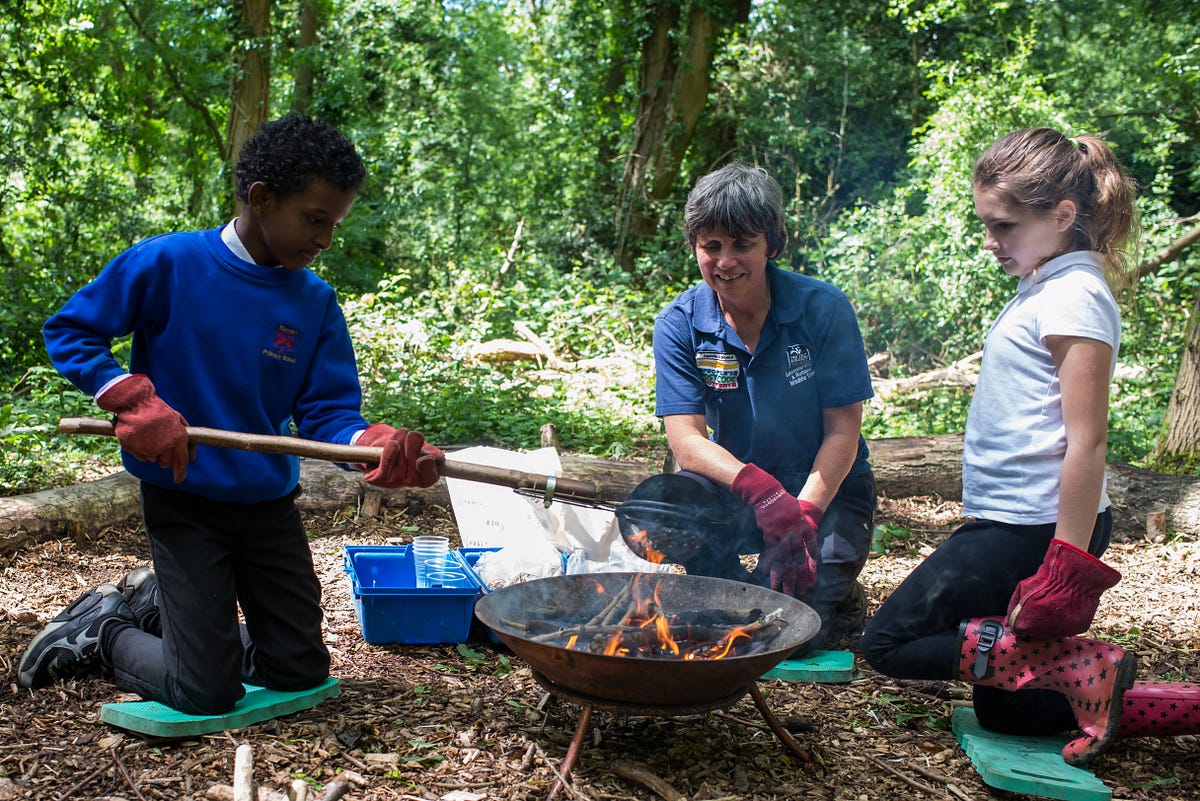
top-left (1072, 134), bottom-right (1139, 286)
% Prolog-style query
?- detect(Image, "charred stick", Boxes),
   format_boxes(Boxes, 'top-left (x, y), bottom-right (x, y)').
top-left (584, 583), bottom-right (631, 626)
top-left (602, 586), bottom-right (638, 627)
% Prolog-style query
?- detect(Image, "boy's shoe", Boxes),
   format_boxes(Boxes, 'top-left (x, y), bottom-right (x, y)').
top-left (117, 566), bottom-right (161, 635)
top-left (18, 584), bottom-right (133, 689)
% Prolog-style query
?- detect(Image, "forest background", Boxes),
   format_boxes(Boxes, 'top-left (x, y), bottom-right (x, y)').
top-left (2, 0), bottom-right (1199, 497)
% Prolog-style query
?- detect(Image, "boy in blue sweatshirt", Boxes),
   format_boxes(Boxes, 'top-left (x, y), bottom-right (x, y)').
top-left (19, 113), bottom-right (439, 714)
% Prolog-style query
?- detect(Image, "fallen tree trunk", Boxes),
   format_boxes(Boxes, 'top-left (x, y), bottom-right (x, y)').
top-left (4, 436), bottom-right (1198, 551)
top-left (0, 454), bottom-right (654, 553)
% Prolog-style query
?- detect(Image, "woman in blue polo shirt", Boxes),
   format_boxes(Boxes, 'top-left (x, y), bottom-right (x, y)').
top-left (646, 162), bottom-right (876, 654)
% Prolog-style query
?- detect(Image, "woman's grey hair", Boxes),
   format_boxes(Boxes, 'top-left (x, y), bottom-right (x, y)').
top-left (684, 163), bottom-right (787, 258)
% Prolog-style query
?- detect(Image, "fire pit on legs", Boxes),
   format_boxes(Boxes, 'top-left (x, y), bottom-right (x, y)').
top-left (474, 572), bottom-right (821, 799)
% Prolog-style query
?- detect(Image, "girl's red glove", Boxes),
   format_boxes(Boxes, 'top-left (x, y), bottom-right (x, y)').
top-left (1007, 538), bottom-right (1121, 639)
top-left (359, 424), bottom-right (444, 488)
top-left (96, 374), bottom-right (193, 483)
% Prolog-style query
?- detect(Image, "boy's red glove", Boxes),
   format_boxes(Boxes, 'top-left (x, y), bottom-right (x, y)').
top-left (732, 463), bottom-right (823, 596)
top-left (1007, 538), bottom-right (1121, 639)
top-left (359, 424), bottom-right (444, 488)
top-left (96, 374), bottom-right (193, 483)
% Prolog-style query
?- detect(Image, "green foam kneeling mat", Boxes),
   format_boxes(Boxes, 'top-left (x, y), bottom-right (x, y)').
top-left (761, 650), bottom-right (855, 683)
top-left (100, 677), bottom-right (341, 737)
top-left (951, 707), bottom-right (1112, 801)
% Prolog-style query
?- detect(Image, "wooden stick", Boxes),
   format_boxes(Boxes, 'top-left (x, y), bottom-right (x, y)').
top-left (205, 785), bottom-right (288, 801)
top-left (611, 760), bottom-right (687, 801)
top-left (865, 756), bottom-right (941, 796)
top-left (584, 583), bottom-right (631, 627)
top-left (58, 416), bottom-right (599, 498)
top-left (233, 743), bottom-right (255, 801)
top-left (288, 779), bottom-right (309, 801)
top-left (111, 747), bottom-right (149, 801)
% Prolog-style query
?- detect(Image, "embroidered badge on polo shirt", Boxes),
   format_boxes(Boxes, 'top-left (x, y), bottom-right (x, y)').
top-left (786, 343), bottom-right (814, 386)
top-left (696, 351), bottom-right (739, 390)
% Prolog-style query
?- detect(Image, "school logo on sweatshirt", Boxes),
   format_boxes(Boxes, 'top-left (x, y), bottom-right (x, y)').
top-left (263, 325), bottom-right (298, 364)
top-left (696, 350), bottom-right (739, 390)
top-left (786, 343), bottom-right (813, 386)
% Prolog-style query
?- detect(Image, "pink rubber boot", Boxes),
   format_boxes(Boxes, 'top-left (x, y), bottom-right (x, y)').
top-left (1120, 681), bottom-right (1200, 737)
top-left (958, 617), bottom-right (1137, 765)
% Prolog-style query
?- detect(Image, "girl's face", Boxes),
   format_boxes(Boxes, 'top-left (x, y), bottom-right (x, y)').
top-left (973, 186), bottom-right (1075, 278)
top-left (694, 229), bottom-right (771, 309)
top-left (243, 178), bottom-right (357, 271)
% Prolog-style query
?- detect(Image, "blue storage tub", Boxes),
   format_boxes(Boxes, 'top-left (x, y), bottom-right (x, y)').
top-left (343, 545), bottom-right (484, 645)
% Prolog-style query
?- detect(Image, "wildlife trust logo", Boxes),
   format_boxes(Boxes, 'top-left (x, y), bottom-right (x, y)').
top-left (785, 342), bottom-right (813, 386)
top-left (263, 324), bottom-right (298, 364)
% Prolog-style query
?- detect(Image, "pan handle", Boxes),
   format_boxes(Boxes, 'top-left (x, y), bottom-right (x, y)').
top-left (58, 417), bottom-right (600, 499)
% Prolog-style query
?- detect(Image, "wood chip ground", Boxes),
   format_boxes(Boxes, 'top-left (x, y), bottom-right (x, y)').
top-left (2, 496), bottom-right (1198, 800)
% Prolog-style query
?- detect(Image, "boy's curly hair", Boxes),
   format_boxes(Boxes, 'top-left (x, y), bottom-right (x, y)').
top-left (234, 113), bottom-right (366, 202)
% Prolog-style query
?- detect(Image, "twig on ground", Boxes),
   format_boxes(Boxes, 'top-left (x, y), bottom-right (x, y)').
top-left (611, 759), bottom-right (687, 801)
top-left (112, 746), bottom-right (149, 801)
top-left (866, 755), bottom-right (942, 796)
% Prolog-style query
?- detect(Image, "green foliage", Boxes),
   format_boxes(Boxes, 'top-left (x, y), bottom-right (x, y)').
top-left (344, 266), bottom-right (670, 454)
top-left (0, 367), bottom-right (120, 495)
top-left (2, 0), bottom-right (1199, 492)
top-left (871, 523), bottom-right (916, 556)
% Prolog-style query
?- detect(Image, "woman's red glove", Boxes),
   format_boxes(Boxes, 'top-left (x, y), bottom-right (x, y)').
top-left (731, 464), bottom-right (823, 596)
top-left (359, 424), bottom-right (445, 488)
top-left (1007, 538), bottom-right (1121, 639)
top-left (96, 374), bottom-right (193, 483)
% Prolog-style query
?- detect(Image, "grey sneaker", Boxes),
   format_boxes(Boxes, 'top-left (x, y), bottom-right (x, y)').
top-left (117, 566), bottom-right (160, 635)
top-left (18, 584), bottom-right (133, 689)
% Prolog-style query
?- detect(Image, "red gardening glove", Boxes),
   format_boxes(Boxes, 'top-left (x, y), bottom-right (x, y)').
top-left (96, 374), bottom-right (193, 484)
top-left (359, 424), bottom-right (445, 489)
top-left (732, 463), bottom-right (823, 597)
top-left (1007, 538), bottom-right (1121, 639)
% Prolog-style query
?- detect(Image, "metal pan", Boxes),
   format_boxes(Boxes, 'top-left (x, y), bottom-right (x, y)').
top-left (473, 572), bottom-right (819, 706)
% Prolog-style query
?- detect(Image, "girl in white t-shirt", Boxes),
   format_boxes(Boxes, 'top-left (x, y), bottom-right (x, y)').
top-left (862, 128), bottom-right (1141, 766)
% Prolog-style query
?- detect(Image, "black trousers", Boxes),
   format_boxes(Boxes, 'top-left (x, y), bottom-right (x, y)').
top-left (860, 511), bottom-right (1112, 735)
top-left (666, 469), bottom-right (876, 652)
top-left (103, 482), bottom-right (330, 715)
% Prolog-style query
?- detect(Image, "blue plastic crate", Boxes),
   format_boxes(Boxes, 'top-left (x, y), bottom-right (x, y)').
top-left (343, 545), bottom-right (484, 645)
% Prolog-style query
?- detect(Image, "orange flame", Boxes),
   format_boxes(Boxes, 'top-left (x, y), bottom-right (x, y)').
top-left (562, 574), bottom-right (765, 661)
top-left (628, 530), bottom-right (666, 564)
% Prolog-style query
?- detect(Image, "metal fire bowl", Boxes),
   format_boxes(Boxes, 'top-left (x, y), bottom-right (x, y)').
top-left (474, 572), bottom-right (820, 706)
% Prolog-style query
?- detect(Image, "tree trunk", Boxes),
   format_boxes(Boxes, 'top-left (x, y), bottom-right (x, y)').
top-left (1153, 288), bottom-right (1200, 468)
top-left (7, 437), bottom-right (1198, 551)
top-left (291, 0), bottom-right (318, 114)
top-left (226, 0), bottom-right (272, 200)
top-left (613, 0), bottom-right (750, 271)
top-left (0, 455), bottom-right (654, 554)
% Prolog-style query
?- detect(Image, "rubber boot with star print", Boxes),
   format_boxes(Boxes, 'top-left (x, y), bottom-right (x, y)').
top-left (1119, 681), bottom-right (1200, 737)
top-left (957, 617), bottom-right (1137, 765)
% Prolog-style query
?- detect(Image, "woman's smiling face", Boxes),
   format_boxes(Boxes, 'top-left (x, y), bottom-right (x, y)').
top-left (694, 229), bottom-right (771, 308)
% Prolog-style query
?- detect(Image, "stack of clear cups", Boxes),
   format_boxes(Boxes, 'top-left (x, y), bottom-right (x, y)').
top-left (411, 535), bottom-right (449, 588)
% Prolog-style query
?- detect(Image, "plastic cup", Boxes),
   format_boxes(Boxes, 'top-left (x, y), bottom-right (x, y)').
top-left (425, 570), bottom-right (466, 586)
top-left (412, 536), bottom-right (449, 588)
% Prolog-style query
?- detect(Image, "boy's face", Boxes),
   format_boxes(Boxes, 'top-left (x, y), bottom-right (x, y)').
top-left (241, 178), bottom-right (356, 271)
